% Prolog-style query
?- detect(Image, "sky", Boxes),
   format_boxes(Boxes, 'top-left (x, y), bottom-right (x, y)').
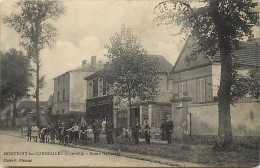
top-left (1, 0), bottom-right (259, 101)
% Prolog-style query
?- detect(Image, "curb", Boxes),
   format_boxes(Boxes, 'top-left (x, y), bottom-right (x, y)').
top-left (0, 132), bottom-right (206, 167)
top-left (57, 143), bottom-right (206, 167)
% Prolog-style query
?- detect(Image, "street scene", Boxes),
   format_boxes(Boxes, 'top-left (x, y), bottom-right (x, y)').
top-left (0, 0), bottom-right (259, 167)
top-left (0, 134), bottom-right (169, 167)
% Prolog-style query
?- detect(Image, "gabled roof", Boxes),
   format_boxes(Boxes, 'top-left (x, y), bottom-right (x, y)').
top-left (171, 37), bottom-right (260, 73)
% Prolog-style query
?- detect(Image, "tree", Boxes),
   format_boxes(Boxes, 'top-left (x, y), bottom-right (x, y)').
top-left (155, 0), bottom-right (259, 148)
top-left (101, 25), bottom-right (159, 127)
top-left (4, 1), bottom-right (65, 126)
top-left (0, 49), bottom-right (32, 127)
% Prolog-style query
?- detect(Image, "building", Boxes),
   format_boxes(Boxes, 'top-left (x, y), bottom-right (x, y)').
top-left (52, 56), bottom-right (104, 122)
top-left (168, 37), bottom-right (260, 139)
top-left (85, 55), bottom-right (173, 132)
top-left (169, 37), bottom-right (260, 103)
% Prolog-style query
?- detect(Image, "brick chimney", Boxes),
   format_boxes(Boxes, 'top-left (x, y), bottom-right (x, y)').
top-left (91, 56), bottom-right (96, 68)
top-left (82, 60), bottom-right (87, 65)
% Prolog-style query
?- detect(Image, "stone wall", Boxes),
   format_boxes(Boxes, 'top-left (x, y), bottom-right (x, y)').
top-left (188, 100), bottom-right (260, 136)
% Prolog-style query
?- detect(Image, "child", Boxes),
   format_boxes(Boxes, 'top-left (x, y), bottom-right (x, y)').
top-left (27, 124), bottom-right (32, 142)
top-left (87, 125), bottom-right (93, 142)
top-left (144, 127), bottom-right (151, 145)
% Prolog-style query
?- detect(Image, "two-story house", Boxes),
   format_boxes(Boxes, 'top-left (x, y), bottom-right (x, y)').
top-left (169, 37), bottom-right (260, 103)
top-left (52, 56), bottom-right (104, 122)
top-left (85, 55), bottom-right (173, 130)
top-left (168, 37), bottom-right (260, 137)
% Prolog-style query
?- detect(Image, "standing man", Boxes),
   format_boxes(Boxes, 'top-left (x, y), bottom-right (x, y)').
top-left (164, 115), bottom-right (174, 144)
top-left (133, 118), bottom-right (141, 145)
top-left (106, 121), bottom-right (114, 144)
top-left (92, 119), bottom-right (101, 143)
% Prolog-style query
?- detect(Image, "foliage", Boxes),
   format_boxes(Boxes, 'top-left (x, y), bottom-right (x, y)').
top-left (3, 1), bottom-right (65, 61)
top-left (231, 66), bottom-right (260, 102)
top-left (155, 0), bottom-right (259, 148)
top-left (3, 1), bottom-right (65, 125)
top-left (101, 25), bottom-right (159, 104)
top-left (0, 49), bottom-right (32, 109)
top-left (155, 0), bottom-right (259, 58)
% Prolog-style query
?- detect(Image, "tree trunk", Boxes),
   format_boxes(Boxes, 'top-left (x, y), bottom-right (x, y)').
top-left (217, 44), bottom-right (233, 148)
top-left (36, 57), bottom-right (40, 126)
top-left (11, 98), bottom-right (18, 128)
top-left (128, 90), bottom-right (132, 127)
top-left (35, 21), bottom-right (41, 126)
top-left (210, 0), bottom-right (233, 148)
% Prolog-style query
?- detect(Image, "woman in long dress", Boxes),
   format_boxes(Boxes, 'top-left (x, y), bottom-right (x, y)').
top-left (80, 123), bottom-right (87, 145)
top-left (31, 123), bottom-right (39, 142)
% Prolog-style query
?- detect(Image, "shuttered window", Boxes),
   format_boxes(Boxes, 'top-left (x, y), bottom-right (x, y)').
top-left (197, 78), bottom-right (206, 102)
top-left (93, 79), bottom-right (98, 97)
top-left (178, 82), bottom-right (186, 98)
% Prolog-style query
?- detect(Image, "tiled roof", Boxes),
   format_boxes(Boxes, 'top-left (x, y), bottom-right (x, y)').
top-left (213, 39), bottom-right (259, 67)
top-left (85, 55), bottom-right (173, 80)
top-left (148, 55), bottom-right (173, 73)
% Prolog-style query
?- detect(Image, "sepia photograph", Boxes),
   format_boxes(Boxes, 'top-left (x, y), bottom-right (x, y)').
top-left (0, 0), bottom-right (259, 167)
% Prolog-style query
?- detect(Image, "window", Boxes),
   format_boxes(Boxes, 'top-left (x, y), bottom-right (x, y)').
top-left (197, 78), bottom-right (206, 102)
top-left (102, 80), bottom-right (107, 95)
top-left (63, 89), bottom-right (65, 101)
top-left (168, 80), bottom-right (173, 91)
top-left (57, 91), bottom-right (60, 102)
top-left (178, 82), bottom-right (186, 98)
top-left (58, 78), bottom-right (60, 85)
top-left (93, 79), bottom-right (98, 97)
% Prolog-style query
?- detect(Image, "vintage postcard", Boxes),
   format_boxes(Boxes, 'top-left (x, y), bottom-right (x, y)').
top-left (0, 0), bottom-right (259, 167)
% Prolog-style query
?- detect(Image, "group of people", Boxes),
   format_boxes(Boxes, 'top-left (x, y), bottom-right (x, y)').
top-left (26, 115), bottom-right (174, 146)
top-left (26, 118), bottom-right (115, 146)
top-left (131, 114), bottom-right (174, 145)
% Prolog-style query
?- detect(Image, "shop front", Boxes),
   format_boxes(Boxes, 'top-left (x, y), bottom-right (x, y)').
top-left (86, 95), bottom-right (113, 124)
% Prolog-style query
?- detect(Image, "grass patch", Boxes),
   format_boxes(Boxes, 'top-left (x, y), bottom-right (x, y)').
top-left (85, 136), bottom-right (259, 167)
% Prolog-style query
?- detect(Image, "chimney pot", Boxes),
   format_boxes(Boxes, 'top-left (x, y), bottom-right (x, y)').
top-left (91, 56), bottom-right (96, 67)
top-left (82, 60), bottom-right (87, 65)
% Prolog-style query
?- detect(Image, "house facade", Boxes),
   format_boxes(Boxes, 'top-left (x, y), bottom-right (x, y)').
top-left (169, 37), bottom-right (260, 103)
top-left (168, 37), bottom-right (260, 139)
top-left (85, 55), bottom-right (173, 132)
top-left (52, 56), bottom-right (104, 122)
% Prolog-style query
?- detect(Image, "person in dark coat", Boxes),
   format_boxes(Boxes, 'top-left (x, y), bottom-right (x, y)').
top-left (68, 118), bottom-right (74, 143)
top-left (133, 118), bottom-right (141, 145)
top-left (27, 124), bottom-right (32, 142)
top-left (92, 119), bottom-right (101, 143)
top-left (106, 121), bottom-right (114, 144)
top-left (144, 128), bottom-right (151, 145)
top-left (164, 115), bottom-right (174, 144)
top-left (80, 122), bottom-right (88, 145)
top-left (50, 124), bottom-right (56, 144)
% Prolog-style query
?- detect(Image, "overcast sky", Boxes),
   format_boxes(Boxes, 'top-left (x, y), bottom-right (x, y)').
top-left (1, 0), bottom-right (259, 101)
